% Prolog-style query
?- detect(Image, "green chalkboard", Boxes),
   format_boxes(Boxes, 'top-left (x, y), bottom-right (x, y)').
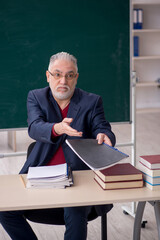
top-left (0, 0), bottom-right (130, 129)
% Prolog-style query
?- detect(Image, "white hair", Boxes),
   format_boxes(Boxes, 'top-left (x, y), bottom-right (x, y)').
top-left (48, 52), bottom-right (78, 72)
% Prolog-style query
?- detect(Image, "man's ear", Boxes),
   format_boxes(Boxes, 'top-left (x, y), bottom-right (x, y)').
top-left (75, 73), bottom-right (79, 84)
top-left (46, 70), bottom-right (50, 83)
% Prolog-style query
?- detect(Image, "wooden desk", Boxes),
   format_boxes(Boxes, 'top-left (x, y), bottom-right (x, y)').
top-left (0, 170), bottom-right (160, 240)
top-left (0, 170), bottom-right (160, 211)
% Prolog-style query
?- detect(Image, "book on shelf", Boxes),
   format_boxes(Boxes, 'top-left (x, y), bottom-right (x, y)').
top-left (26, 163), bottom-right (73, 189)
top-left (140, 155), bottom-right (160, 170)
top-left (66, 139), bottom-right (129, 171)
top-left (94, 163), bottom-right (143, 190)
top-left (94, 163), bottom-right (143, 182)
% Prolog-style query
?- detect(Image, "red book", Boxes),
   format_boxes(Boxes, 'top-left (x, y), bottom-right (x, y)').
top-left (140, 155), bottom-right (160, 170)
top-left (94, 163), bottom-right (143, 182)
top-left (94, 175), bottom-right (143, 190)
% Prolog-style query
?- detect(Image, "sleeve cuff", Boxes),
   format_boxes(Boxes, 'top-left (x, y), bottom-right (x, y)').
top-left (51, 124), bottom-right (59, 138)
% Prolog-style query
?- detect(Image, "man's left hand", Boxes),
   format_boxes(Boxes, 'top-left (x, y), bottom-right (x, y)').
top-left (96, 133), bottom-right (112, 146)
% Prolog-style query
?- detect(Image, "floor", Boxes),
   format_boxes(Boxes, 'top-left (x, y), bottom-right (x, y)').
top-left (0, 110), bottom-right (160, 239)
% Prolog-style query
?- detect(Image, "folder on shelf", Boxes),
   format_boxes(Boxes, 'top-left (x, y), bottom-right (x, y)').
top-left (133, 8), bottom-right (143, 29)
top-left (134, 36), bottom-right (139, 57)
top-left (133, 8), bottom-right (138, 29)
top-left (137, 8), bottom-right (143, 29)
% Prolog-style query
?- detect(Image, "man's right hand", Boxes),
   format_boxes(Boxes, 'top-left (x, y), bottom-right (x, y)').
top-left (54, 118), bottom-right (83, 137)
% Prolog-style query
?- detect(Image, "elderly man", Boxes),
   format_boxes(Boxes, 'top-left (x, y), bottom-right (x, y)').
top-left (0, 52), bottom-right (116, 240)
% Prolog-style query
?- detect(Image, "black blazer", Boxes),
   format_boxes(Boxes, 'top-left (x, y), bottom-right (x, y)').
top-left (20, 87), bottom-right (116, 215)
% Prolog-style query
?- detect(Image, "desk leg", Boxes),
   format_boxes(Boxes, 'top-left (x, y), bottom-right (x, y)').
top-left (154, 201), bottom-right (160, 240)
top-left (133, 201), bottom-right (146, 240)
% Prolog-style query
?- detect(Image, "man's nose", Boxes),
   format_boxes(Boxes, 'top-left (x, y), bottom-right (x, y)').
top-left (60, 76), bottom-right (67, 84)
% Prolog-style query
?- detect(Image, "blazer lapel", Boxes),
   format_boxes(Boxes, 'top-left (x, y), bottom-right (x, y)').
top-left (48, 89), bottom-right (62, 121)
top-left (67, 89), bottom-right (81, 127)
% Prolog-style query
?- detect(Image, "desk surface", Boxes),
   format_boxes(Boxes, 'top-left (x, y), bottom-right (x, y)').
top-left (0, 170), bottom-right (160, 211)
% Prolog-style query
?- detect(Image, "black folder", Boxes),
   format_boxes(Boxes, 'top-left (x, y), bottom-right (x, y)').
top-left (66, 139), bottom-right (129, 170)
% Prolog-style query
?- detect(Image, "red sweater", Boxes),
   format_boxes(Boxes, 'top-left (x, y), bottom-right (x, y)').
top-left (46, 104), bottom-right (69, 166)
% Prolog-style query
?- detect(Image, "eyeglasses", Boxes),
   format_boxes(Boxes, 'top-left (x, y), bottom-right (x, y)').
top-left (48, 70), bottom-right (77, 81)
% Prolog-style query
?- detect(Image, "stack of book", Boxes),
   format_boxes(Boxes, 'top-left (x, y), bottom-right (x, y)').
top-left (138, 155), bottom-right (160, 190)
top-left (94, 163), bottom-right (143, 190)
top-left (26, 163), bottom-right (73, 189)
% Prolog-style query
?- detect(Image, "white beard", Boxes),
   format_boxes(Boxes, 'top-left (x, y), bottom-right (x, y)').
top-left (51, 84), bottom-right (76, 100)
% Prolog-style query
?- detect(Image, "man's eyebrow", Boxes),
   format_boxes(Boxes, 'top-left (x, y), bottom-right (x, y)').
top-left (66, 70), bottom-right (74, 73)
top-left (53, 69), bottom-right (62, 73)
top-left (53, 70), bottom-right (75, 74)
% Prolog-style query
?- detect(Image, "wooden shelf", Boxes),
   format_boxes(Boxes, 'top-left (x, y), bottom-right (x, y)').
top-left (133, 56), bottom-right (160, 60)
top-left (133, 29), bottom-right (160, 33)
top-left (136, 108), bottom-right (160, 113)
top-left (136, 82), bottom-right (160, 87)
top-left (133, 2), bottom-right (160, 5)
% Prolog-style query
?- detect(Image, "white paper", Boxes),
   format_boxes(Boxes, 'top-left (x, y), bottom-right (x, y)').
top-left (27, 163), bottom-right (67, 180)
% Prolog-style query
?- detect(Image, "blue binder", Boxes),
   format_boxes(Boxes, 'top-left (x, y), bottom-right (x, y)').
top-left (134, 36), bottom-right (139, 57)
top-left (137, 8), bottom-right (143, 29)
top-left (133, 8), bottom-right (138, 29)
top-left (133, 8), bottom-right (143, 29)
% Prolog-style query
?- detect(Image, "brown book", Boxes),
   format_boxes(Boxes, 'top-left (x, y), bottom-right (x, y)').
top-left (140, 155), bottom-right (160, 170)
top-left (94, 163), bottom-right (143, 182)
top-left (94, 174), bottom-right (143, 190)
